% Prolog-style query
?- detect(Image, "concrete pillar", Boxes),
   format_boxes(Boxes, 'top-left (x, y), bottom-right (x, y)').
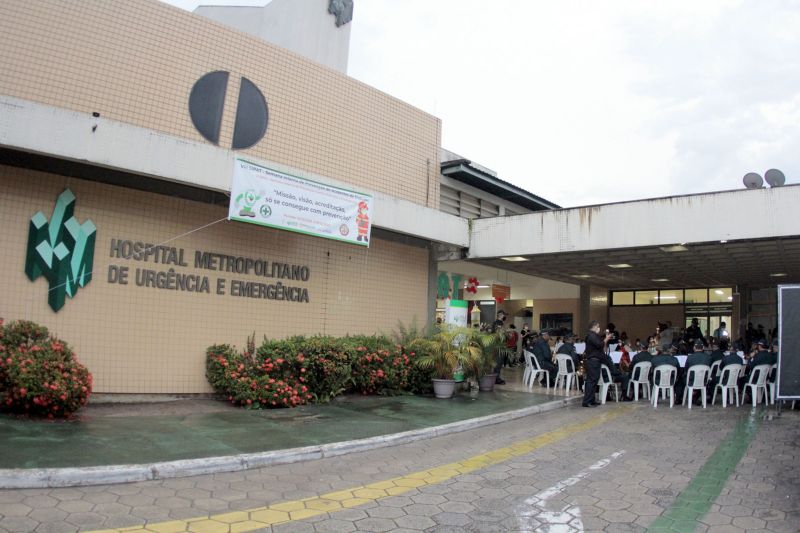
top-left (579, 285), bottom-right (590, 333)
top-left (427, 243), bottom-right (438, 330)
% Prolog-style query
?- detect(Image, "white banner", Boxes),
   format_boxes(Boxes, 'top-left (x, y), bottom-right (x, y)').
top-left (229, 159), bottom-right (373, 246)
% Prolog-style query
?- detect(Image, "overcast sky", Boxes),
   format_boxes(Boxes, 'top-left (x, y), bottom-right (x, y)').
top-left (163, 0), bottom-right (799, 207)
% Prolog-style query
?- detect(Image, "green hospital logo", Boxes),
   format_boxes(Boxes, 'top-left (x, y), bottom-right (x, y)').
top-left (25, 189), bottom-right (96, 312)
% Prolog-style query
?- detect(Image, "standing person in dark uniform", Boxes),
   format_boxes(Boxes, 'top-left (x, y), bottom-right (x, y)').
top-left (684, 318), bottom-right (705, 346)
top-left (583, 321), bottom-right (611, 407)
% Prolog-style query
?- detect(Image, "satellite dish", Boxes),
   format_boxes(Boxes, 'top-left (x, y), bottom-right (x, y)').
top-left (743, 172), bottom-right (763, 189)
top-left (765, 168), bottom-right (786, 187)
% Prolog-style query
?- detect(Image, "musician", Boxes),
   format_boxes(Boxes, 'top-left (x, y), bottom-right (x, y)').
top-left (583, 321), bottom-right (612, 407)
top-left (532, 331), bottom-right (556, 387)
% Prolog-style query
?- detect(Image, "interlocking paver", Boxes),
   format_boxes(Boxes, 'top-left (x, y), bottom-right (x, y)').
top-left (32, 522), bottom-right (78, 533)
top-left (27, 507), bottom-right (68, 523)
top-left (1, 401), bottom-right (798, 532)
top-left (437, 500), bottom-right (475, 514)
top-left (353, 516), bottom-right (396, 531)
top-left (365, 505), bottom-right (405, 519)
top-left (393, 513), bottom-right (436, 530)
top-left (731, 515), bottom-right (767, 529)
top-left (272, 522), bottom-right (316, 533)
top-left (63, 511), bottom-right (105, 527)
top-left (0, 502), bottom-right (32, 516)
top-left (313, 518), bottom-right (356, 532)
top-left (0, 516), bottom-right (39, 532)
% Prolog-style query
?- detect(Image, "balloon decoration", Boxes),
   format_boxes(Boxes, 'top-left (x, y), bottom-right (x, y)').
top-left (465, 277), bottom-right (479, 294)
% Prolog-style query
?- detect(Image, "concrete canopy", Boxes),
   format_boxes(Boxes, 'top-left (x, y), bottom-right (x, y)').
top-left (468, 186), bottom-right (800, 289)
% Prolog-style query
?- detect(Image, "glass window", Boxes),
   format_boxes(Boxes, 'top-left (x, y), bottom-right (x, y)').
top-left (634, 290), bottom-right (659, 305)
top-left (612, 291), bottom-right (633, 305)
top-left (684, 289), bottom-right (708, 304)
top-left (657, 289), bottom-right (683, 304)
top-left (709, 287), bottom-right (732, 303)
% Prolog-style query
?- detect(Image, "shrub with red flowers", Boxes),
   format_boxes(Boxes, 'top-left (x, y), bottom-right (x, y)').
top-left (0, 319), bottom-right (93, 418)
top-left (206, 334), bottom-right (432, 409)
top-left (348, 342), bottom-right (411, 395)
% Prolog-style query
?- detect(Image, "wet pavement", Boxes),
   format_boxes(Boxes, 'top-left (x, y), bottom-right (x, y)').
top-left (0, 387), bottom-right (558, 469)
top-left (1, 367), bottom-right (798, 532)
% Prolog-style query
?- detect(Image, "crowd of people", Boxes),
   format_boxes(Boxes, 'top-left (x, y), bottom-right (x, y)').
top-left (488, 313), bottom-right (779, 407)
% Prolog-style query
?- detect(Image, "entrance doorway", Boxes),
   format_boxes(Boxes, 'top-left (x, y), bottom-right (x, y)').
top-left (684, 315), bottom-right (731, 340)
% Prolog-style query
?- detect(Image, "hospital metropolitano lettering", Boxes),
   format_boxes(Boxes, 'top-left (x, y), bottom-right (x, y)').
top-left (107, 238), bottom-right (310, 303)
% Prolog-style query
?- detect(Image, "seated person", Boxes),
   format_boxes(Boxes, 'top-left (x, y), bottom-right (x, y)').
top-left (599, 350), bottom-right (633, 401)
top-left (680, 340), bottom-right (711, 404)
top-left (650, 346), bottom-right (680, 390)
top-left (505, 325), bottom-right (520, 367)
top-left (709, 339), bottom-right (725, 364)
top-left (721, 346), bottom-right (744, 369)
top-left (532, 331), bottom-right (557, 386)
top-left (769, 340), bottom-right (779, 383)
top-left (621, 342), bottom-right (652, 398)
top-left (740, 339), bottom-right (774, 391)
top-left (618, 342), bottom-right (632, 373)
top-left (556, 334), bottom-right (581, 371)
top-left (630, 341), bottom-right (653, 367)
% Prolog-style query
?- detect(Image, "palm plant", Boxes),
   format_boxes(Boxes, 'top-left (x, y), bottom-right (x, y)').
top-left (415, 326), bottom-right (481, 380)
top-left (465, 328), bottom-right (507, 379)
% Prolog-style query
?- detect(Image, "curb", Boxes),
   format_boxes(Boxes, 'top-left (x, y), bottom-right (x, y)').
top-left (0, 395), bottom-right (582, 489)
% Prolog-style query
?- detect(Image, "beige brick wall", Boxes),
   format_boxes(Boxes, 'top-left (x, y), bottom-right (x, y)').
top-left (0, 168), bottom-right (430, 393)
top-left (0, 0), bottom-right (440, 208)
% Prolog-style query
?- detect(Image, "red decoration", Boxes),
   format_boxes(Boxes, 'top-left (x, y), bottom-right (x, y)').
top-left (465, 277), bottom-right (479, 294)
top-left (495, 296), bottom-right (505, 304)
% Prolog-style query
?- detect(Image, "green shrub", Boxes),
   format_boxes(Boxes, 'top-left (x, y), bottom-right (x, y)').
top-left (206, 332), bottom-right (435, 408)
top-left (0, 320), bottom-right (93, 418)
top-left (403, 338), bottom-right (435, 394)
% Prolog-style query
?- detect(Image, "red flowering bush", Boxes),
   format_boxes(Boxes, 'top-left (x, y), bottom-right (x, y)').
top-left (206, 334), bottom-right (431, 408)
top-left (0, 319), bottom-right (93, 418)
top-left (349, 344), bottom-right (411, 395)
top-left (206, 342), bottom-right (314, 409)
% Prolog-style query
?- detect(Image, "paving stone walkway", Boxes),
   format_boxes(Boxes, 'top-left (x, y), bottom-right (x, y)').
top-left (0, 397), bottom-right (797, 532)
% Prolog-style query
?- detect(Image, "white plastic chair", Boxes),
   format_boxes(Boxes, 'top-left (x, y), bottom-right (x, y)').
top-left (599, 364), bottom-right (620, 404)
top-left (524, 350), bottom-right (549, 391)
top-left (522, 350), bottom-right (533, 386)
top-left (737, 364), bottom-right (748, 390)
top-left (768, 363), bottom-right (778, 405)
top-left (554, 354), bottom-right (579, 392)
top-left (652, 365), bottom-right (677, 408)
top-left (682, 364), bottom-right (711, 409)
top-left (709, 359), bottom-right (721, 382)
top-left (712, 364), bottom-right (742, 408)
top-left (626, 361), bottom-right (651, 401)
top-left (743, 364), bottom-right (771, 407)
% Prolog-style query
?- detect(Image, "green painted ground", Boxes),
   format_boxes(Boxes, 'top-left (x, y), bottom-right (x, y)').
top-left (0, 390), bottom-right (553, 469)
top-left (646, 409), bottom-right (761, 532)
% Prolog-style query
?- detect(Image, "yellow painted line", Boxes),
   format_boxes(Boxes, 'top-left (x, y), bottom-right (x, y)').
top-left (90, 406), bottom-right (629, 533)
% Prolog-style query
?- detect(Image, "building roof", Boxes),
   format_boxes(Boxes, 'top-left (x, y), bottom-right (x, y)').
top-left (440, 150), bottom-right (560, 212)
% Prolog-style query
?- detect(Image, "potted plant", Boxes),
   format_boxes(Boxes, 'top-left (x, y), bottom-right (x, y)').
top-left (467, 328), bottom-right (507, 392)
top-left (416, 326), bottom-right (479, 398)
